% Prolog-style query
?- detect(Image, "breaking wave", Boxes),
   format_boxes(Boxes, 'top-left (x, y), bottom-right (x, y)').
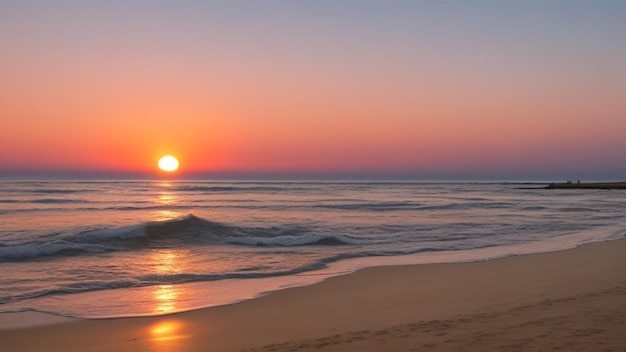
top-left (0, 214), bottom-right (354, 261)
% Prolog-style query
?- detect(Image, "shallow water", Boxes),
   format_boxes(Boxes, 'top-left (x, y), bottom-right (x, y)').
top-left (1, 181), bottom-right (624, 318)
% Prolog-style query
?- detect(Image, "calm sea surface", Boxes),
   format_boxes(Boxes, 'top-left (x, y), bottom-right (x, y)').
top-left (1, 181), bottom-right (624, 318)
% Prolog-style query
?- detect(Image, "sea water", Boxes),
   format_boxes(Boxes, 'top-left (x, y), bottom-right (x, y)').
top-left (1, 181), bottom-right (624, 318)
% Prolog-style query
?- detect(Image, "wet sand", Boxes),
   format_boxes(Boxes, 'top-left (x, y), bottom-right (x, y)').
top-left (1, 238), bottom-right (625, 351)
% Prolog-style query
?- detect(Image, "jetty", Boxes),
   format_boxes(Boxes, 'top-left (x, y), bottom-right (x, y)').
top-left (545, 181), bottom-right (626, 190)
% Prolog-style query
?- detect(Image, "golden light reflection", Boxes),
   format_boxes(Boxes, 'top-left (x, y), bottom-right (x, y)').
top-left (153, 181), bottom-right (183, 221)
top-left (152, 181), bottom-right (184, 221)
top-left (151, 250), bottom-right (183, 275)
top-left (149, 249), bottom-right (188, 314)
top-left (147, 249), bottom-right (193, 351)
top-left (153, 284), bottom-right (179, 314)
top-left (149, 319), bottom-right (190, 351)
top-left (157, 182), bottom-right (175, 205)
top-left (151, 320), bottom-right (181, 339)
top-left (158, 194), bottom-right (175, 205)
top-left (154, 210), bottom-right (183, 222)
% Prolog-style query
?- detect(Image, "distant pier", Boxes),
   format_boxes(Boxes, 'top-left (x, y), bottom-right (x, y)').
top-left (545, 181), bottom-right (626, 190)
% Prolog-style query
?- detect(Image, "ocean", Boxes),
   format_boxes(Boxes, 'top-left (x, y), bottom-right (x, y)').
top-left (1, 181), bottom-right (624, 319)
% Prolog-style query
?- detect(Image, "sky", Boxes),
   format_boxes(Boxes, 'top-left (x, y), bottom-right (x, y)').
top-left (1, 1), bottom-right (625, 181)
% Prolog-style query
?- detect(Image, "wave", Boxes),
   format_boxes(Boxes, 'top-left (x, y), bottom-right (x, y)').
top-left (0, 214), bottom-right (353, 261)
top-left (418, 202), bottom-right (512, 211)
top-left (172, 185), bottom-right (310, 193)
top-left (521, 206), bottom-right (547, 211)
top-left (313, 201), bottom-right (418, 211)
top-left (1, 247), bottom-right (433, 305)
top-left (4, 245), bottom-right (458, 302)
top-left (226, 234), bottom-right (352, 247)
top-left (11, 188), bottom-right (89, 194)
top-left (30, 198), bottom-right (88, 204)
top-left (0, 240), bottom-right (114, 261)
top-left (308, 201), bottom-right (513, 212)
top-left (0, 260), bottom-right (333, 305)
top-left (558, 207), bottom-right (599, 212)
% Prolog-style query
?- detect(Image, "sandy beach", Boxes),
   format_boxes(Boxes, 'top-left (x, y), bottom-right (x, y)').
top-left (2, 238), bottom-right (625, 352)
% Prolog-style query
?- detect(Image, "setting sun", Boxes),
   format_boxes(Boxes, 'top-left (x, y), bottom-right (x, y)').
top-left (158, 156), bottom-right (179, 172)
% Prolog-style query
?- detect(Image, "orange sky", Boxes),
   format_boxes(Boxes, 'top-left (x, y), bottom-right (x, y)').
top-left (1, 1), bottom-right (625, 180)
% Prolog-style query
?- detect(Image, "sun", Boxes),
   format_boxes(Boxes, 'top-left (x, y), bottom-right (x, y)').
top-left (158, 155), bottom-right (179, 172)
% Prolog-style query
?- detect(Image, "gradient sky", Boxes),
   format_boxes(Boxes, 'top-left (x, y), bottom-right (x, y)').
top-left (1, 1), bottom-right (625, 180)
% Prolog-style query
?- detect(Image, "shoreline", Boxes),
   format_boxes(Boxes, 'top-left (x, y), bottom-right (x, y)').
top-left (2, 227), bottom-right (620, 321)
top-left (1, 236), bottom-right (625, 351)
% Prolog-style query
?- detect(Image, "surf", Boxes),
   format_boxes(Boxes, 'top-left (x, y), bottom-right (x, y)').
top-left (0, 214), bottom-right (354, 261)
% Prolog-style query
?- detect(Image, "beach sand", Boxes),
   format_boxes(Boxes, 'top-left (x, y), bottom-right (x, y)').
top-left (2, 238), bottom-right (625, 352)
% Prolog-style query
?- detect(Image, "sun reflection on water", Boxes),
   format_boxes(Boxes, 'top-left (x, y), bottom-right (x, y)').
top-left (158, 194), bottom-right (175, 205)
top-left (153, 181), bottom-right (183, 221)
top-left (147, 248), bottom-right (193, 350)
top-left (153, 285), bottom-right (179, 314)
top-left (145, 182), bottom-right (195, 350)
top-left (151, 250), bottom-right (183, 274)
top-left (149, 250), bottom-right (188, 314)
top-left (154, 210), bottom-right (183, 222)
